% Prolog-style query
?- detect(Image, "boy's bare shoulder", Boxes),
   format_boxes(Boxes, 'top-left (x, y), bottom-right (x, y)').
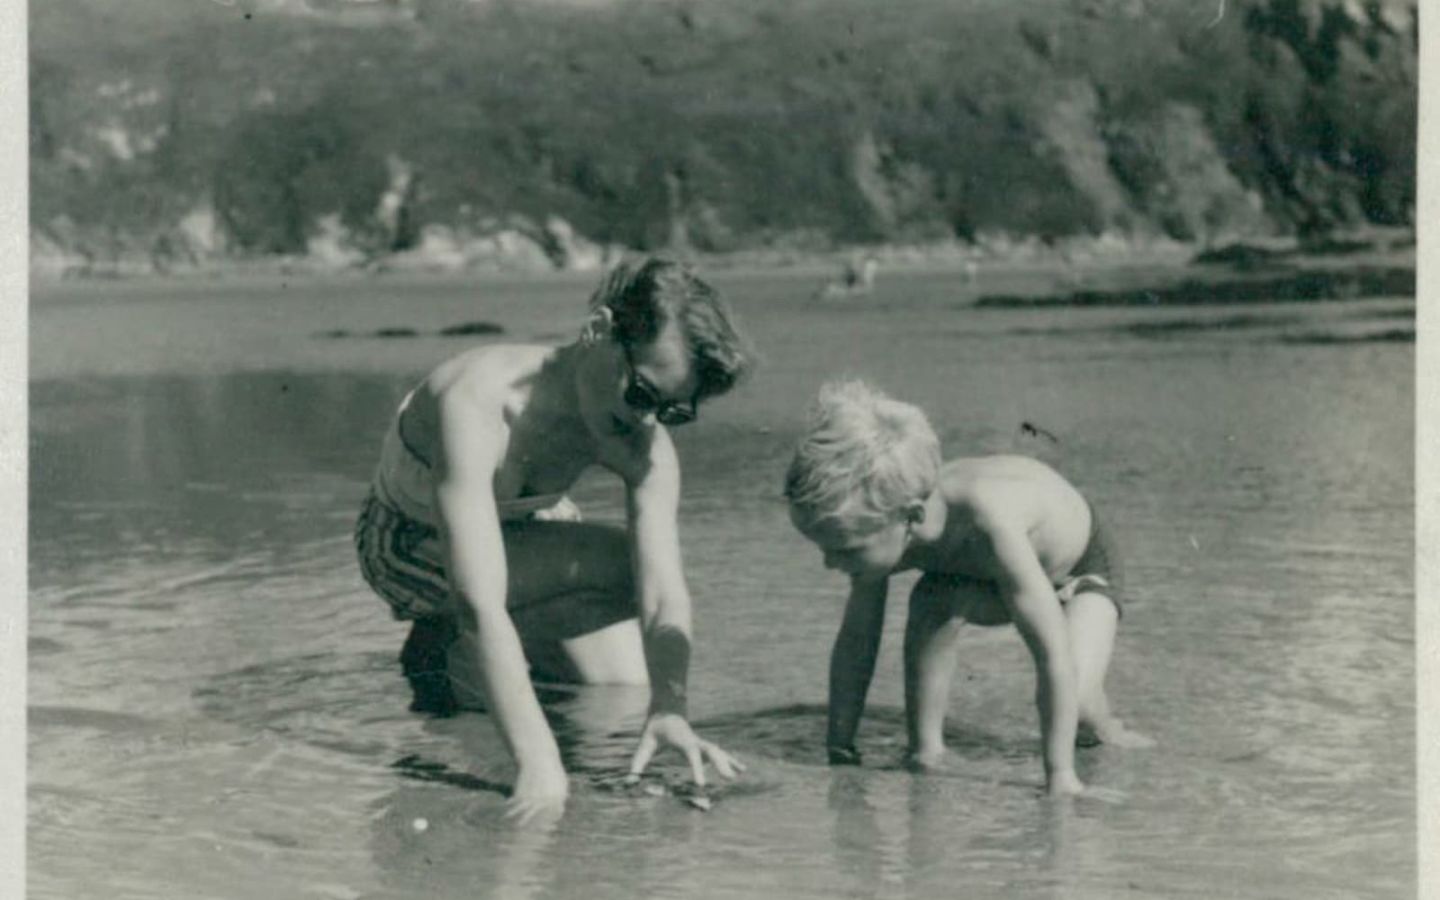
top-left (938, 454), bottom-right (1037, 489)
top-left (940, 454), bottom-right (1072, 487)
top-left (427, 343), bottom-right (553, 404)
top-left (938, 455), bottom-right (1078, 523)
top-left (434, 342), bottom-right (551, 383)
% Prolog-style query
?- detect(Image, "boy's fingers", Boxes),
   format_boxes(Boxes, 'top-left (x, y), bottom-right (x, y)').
top-left (506, 801), bottom-right (561, 830)
top-left (712, 743), bottom-right (747, 773)
top-left (505, 798), bottom-right (533, 824)
top-left (629, 732), bottom-right (659, 777)
top-left (708, 750), bottom-right (734, 780)
top-left (1082, 785), bottom-right (1129, 805)
top-left (685, 745), bottom-right (707, 788)
top-left (703, 742), bottom-right (741, 779)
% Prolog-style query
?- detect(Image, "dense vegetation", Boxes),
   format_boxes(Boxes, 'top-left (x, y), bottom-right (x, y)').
top-left (29, 0), bottom-right (1417, 274)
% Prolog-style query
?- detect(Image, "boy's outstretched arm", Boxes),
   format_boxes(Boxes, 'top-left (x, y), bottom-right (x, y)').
top-left (434, 389), bottom-right (568, 824)
top-left (625, 429), bottom-right (744, 787)
top-left (826, 576), bottom-right (889, 764)
top-left (983, 515), bottom-right (1083, 795)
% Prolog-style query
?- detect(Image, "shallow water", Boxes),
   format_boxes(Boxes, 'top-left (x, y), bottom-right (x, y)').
top-left (29, 269), bottom-right (1414, 899)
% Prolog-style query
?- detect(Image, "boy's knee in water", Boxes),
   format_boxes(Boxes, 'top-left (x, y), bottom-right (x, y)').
top-left (400, 617), bottom-right (459, 716)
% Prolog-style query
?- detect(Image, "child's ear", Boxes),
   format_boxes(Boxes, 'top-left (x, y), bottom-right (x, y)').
top-left (581, 306), bottom-right (615, 346)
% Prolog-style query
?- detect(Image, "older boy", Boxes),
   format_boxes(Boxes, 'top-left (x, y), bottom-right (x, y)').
top-left (784, 380), bottom-right (1151, 795)
top-left (355, 259), bottom-right (752, 822)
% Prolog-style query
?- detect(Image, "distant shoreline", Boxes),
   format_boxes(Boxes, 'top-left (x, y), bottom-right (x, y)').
top-left (28, 228), bottom-right (1194, 284)
top-left (29, 227), bottom-right (1415, 316)
top-left (28, 225), bottom-right (1413, 281)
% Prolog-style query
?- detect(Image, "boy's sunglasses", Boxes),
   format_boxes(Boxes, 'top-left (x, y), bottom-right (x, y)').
top-left (622, 345), bottom-right (697, 427)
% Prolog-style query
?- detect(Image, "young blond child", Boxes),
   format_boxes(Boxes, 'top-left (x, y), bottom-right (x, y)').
top-left (784, 380), bottom-right (1152, 795)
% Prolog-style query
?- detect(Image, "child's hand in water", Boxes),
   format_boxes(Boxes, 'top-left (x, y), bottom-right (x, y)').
top-left (1093, 719), bottom-right (1156, 749)
top-left (1077, 784), bottom-right (1129, 804)
top-left (629, 713), bottom-right (745, 787)
top-left (904, 746), bottom-right (959, 773)
top-left (507, 760), bottom-right (568, 827)
top-left (1044, 777), bottom-right (1127, 804)
top-left (1046, 768), bottom-right (1086, 797)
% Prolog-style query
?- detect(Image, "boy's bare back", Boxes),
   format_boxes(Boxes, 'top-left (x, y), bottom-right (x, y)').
top-left (907, 455), bottom-right (1095, 585)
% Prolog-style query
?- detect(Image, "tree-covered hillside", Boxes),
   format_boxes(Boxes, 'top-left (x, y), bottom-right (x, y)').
top-left (29, 0), bottom-right (1417, 275)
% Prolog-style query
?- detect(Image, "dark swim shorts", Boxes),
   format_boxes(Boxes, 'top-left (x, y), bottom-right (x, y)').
top-left (1054, 503), bottom-right (1125, 619)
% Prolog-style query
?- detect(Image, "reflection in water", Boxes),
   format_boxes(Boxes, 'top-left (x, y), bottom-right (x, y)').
top-left (389, 684), bottom-right (653, 799)
top-left (366, 690), bottom-right (749, 900)
top-left (820, 758), bottom-right (1121, 899)
top-left (30, 372), bottom-right (414, 582)
top-left (541, 683), bottom-right (652, 777)
top-left (825, 770), bottom-right (884, 889)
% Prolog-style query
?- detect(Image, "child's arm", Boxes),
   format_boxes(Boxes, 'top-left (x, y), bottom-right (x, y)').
top-left (826, 576), bottom-right (889, 764)
top-left (624, 428), bottom-right (743, 786)
top-left (432, 387), bottom-right (568, 822)
top-left (981, 512), bottom-right (1084, 794)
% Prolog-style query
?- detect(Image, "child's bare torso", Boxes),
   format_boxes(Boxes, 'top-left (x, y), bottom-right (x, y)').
top-left (905, 455), bottom-right (1093, 583)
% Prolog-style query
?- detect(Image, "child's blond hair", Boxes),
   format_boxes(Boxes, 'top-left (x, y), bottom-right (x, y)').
top-left (784, 379), bottom-right (941, 535)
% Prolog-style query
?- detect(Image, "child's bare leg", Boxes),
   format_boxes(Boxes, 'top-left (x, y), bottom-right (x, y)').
top-left (904, 575), bottom-right (1001, 766)
top-left (903, 612), bottom-right (962, 765)
top-left (1064, 591), bottom-right (1152, 748)
top-left (1065, 591), bottom-right (1116, 730)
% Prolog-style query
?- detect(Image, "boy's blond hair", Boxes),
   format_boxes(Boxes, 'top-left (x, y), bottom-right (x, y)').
top-left (784, 379), bottom-right (941, 535)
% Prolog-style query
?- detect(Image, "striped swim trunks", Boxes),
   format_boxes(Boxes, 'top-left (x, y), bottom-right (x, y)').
top-left (354, 489), bottom-right (451, 621)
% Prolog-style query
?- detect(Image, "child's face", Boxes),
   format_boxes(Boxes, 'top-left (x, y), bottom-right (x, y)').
top-left (793, 511), bottom-right (909, 577)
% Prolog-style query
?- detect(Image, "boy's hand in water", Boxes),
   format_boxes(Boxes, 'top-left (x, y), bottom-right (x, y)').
top-left (628, 713), bottom-right (746, 787)
top-left (507, 760), bottom-right (569, 827)
top-left (1046, 768), bottom-right (1086, 797)
top-left (904, 745), bottom-right (959, 773)
top-left (1087, 718), bottom-right (1156, 749)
